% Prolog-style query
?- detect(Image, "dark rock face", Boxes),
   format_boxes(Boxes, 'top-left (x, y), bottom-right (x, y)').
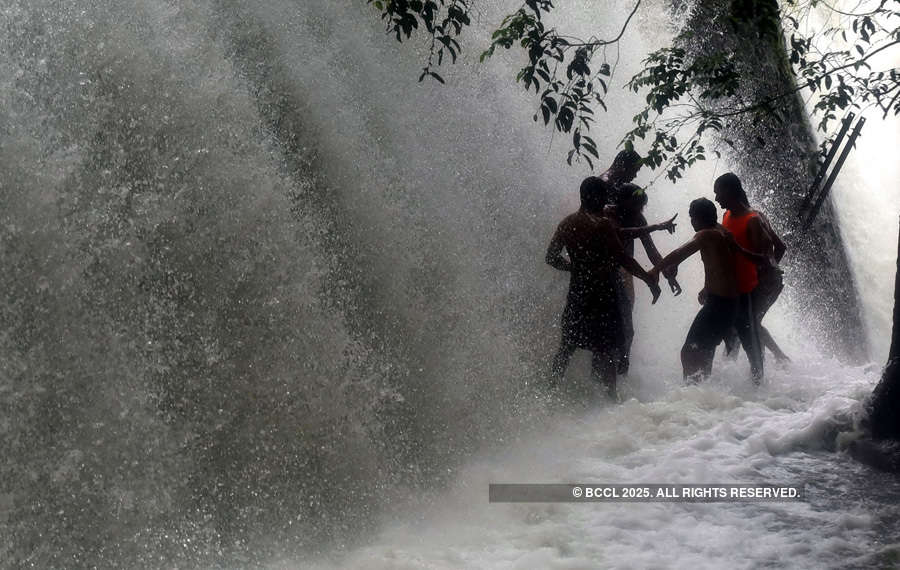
top-left (847, 438), bottom-right (900, 473)
top-left (866, 220), bottom-right (900, 441)
top-left (677, 0), bottom-right (867, 361)
top-left (869, 358), bottom-right (900, 441)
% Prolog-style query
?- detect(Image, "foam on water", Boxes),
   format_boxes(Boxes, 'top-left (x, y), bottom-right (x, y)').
top-left (298, 351), bottom-right (897, 569)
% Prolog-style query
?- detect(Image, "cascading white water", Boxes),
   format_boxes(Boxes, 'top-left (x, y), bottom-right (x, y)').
top-left (799, 2), bottom-right (900, 361)
top-left (1, 0), bottom-right (898, 568)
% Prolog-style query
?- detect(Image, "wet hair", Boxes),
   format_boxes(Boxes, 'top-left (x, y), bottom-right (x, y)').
top-left (579, 176), bottom-right (609, 214)
top-left (714, 172), bottom-right (750, 207)
top-left (614, 182), bottom-right (648, 211)
top-left (612, 149), bottom-right (642, 171)
top-left (689, 197), bottom-right (718, 228)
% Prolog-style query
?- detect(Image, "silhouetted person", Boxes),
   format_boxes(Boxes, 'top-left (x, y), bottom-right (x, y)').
top-left (601, 153), bottom-right (682, 375)
top-left (600, 152), bottom-right (680, 295)
top-left (742, 211), bottom-right (790, 362)
top-left (714, 173), bottom-right (772, 382)
top-left (650, 198), bottom-right (767, 380)
top-left (546, 176), bottom-right (661, 399)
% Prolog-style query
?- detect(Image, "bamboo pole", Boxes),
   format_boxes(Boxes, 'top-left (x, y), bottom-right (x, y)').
top-left (803, 116), bottom-right (867, 231)
top-left (798, 113), bottom-right (855, 217)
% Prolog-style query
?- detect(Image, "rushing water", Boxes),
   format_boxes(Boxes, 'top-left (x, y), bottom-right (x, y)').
top-left (303, 359), bottom-right (900, 569)
top-left (1, 0), bottom-right (898, 568)
top-left (801, 1), bottom-right (900, 362)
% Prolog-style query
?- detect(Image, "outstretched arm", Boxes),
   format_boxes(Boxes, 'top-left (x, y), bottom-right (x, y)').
top-left (721, 228), bottom-right (769, 265)
top-left (600, 219), bottom-right (661, 303)
top-left (618, 214), bottom-right (677, 239)
top-left (637, 213), bottom-right (682, 295)
top-left (545, 224), bottom-right (571, 272)
top-left (733, 241), bottom-right (769, 265)
top-left (650, 237), bottom-right (701, 279)
top-left (634, 213), bottom-right (665, 267)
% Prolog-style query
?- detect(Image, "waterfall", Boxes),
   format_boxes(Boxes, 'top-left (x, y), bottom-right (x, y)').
top-left (801, 2), bottom-right (900, 361)
top-left (1, 0), bottom-right (897, 567)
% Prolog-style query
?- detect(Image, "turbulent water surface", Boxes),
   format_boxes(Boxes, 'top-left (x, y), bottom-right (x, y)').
top-left (1, 0), bottom-right (898, 568)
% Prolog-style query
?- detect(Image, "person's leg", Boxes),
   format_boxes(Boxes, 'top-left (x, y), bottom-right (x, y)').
top-left (681, 300), bottom-right (724, 382)
top-left (591, 350), bottom-right (618, 400)
top-left (701, 347), bottom-right (716, 376)
top-left (619, 298), bottom-right (635, 375)
top-left (753, 277), bottom-right (790, 362)
top-left (723, 328), bottom-right (740, 358)
top-left (615, 271), bottom-right (635, 375)
top-left (681, 343), bottom-right (711, 382)
top-left (735, 293), bottom-right (764, 383)
top-left (759, 325), bottom-right (790, 362)
top-left (551, 341), bottom-right (577, 384)
top-left (685, 347), bottom-right (716, 381)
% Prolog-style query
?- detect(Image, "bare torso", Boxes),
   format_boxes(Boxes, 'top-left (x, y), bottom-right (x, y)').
top-left (696, 225), bottom-right (739, 298)
top-left (557, 211), bottom-right (619, 272)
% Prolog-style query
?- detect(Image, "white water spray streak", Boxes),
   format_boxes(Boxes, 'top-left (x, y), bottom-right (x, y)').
top-left (801, 0), bottom-right (900, 361)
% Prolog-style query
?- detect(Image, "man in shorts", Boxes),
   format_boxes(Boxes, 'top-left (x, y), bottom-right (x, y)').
top-left (649, 198), bottom-right (766, 380)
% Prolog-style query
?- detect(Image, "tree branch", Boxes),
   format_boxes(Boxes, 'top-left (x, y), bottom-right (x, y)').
top-left (563, 0), bottom-right (642, 47)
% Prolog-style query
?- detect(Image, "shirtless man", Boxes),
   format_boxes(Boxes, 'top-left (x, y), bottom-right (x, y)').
top-left (546, 176), bottom-right (661, 399)
top-left (649, 198), bottom-right (766, 380)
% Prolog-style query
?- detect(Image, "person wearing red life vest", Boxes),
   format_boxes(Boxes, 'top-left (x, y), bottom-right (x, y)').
top-left (713, 173), bottom-right (771, 383)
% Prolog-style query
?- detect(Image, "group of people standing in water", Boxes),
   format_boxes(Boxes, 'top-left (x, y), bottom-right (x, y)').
top-left (546, 150), bottom-right (789, 399)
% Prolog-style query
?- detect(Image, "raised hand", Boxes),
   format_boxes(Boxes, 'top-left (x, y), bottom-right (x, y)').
top-left (661, 213), bottom-right (678, 234)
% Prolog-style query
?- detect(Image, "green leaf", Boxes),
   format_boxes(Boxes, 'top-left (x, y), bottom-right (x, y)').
top-left (544, 97), bottom-right (558, 113)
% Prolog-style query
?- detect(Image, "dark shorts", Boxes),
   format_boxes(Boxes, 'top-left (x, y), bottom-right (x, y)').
top-left (685, 294), bottom-right (738, 351)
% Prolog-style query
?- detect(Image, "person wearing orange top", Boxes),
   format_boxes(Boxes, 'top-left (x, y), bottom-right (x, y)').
top-left (714, 173), bottom-right (771, 382)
